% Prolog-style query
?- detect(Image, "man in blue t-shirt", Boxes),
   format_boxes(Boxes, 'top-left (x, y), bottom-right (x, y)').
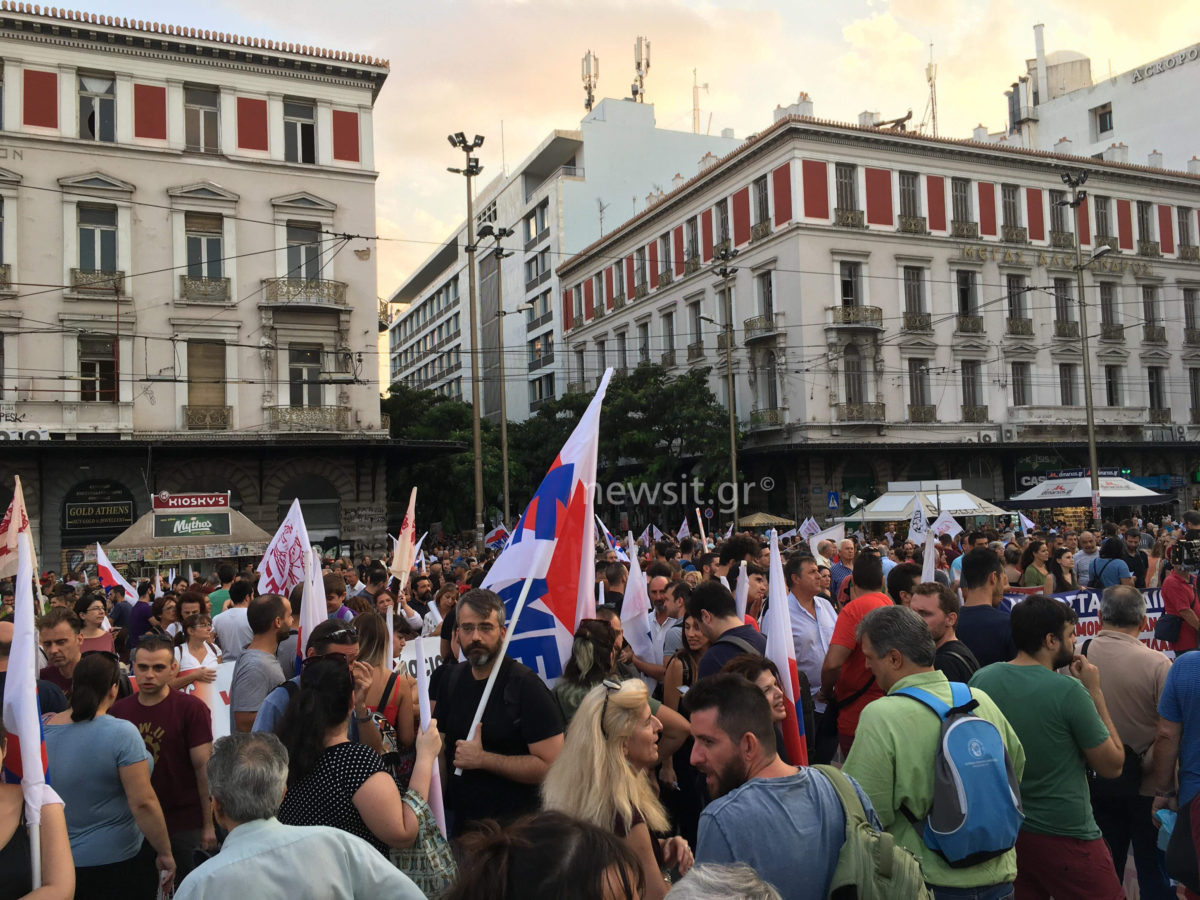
top-left (955, 547), bottom-right (1017, 668)
top-left (1151, 649), bottom-right (1200, 889)
top-left (689, 581), bottom-right (766, 679)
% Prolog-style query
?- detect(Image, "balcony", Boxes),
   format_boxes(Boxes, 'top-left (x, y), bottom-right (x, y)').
top-left (1182, 245), bottom-right (1200, 262)
top-left (836, 401), bottom-right (886, 423)
top-left (908, 404), bottom-right (937, 423)
top-left (687, 340), bottom-right (705, 363)
top-left (834, 208), bottom-right (866, 229)
top-left (1143, 325), bottom-right (1167, 344)
top-left (660, 350), bottom-right (677, 368)
top-left (1096, 235), bottom-right (1120, 252)
top-left (634, 282), bottom-right (649, 300)
top-left (529, 352), bottom-right (554, 372)
top-left (1138, 240), bottom-right (1161, 258)
top-left (902, 312), bottom-right (932, 332)
top-left (951, 221), bottom-right (979, 239)
top-left (956, 314), bottom-right (984, 334)
top-left (658, 269), bottom-right (673, 287)
top-left (1100, 323), bottom-right (1125, 342)
top-left (1001, 225), bottom-right (1028, 244)
top-left (1049, 230), bottom-right (1076, 250)
top-left (1006, 317), bottom-right (1034, 336)
top-left (898, 215), bottom-right (927, 235)
top-left (749, 407), bottom-right (784, 429)
top-left (608, 294), bottom-right (624, 311)
top-left (744, 314), bottom-right (779, 342)
top-left (684, 256), bottom-right (701, 275)
top-left (526, 310), bottom-right (553, 331)
top-left (71, 268), bottom-right (124, 294)
top-left (261, 277), bottom-right (347, 307)
top-left (266, 405), bottom-right (350, 431)
top-left (962, 404), bottom-right (989, 423)
top-left (1054, 320), bottom-right (1080, 339)
top-left (751, 221), bottom-right (772, 242)
top-left (524, 270), bottom-right (551, 293)
top-left (183, 405), bottom-right (231, 431)
top-left (179, 275), bottom-right (231, 303)
top-left (523, 227), bottom-right (551, 253)
top-left (1185, 328), bottom-right (1200, 347)
top-left (0, 264), bottom-right (11, 290)
top-left (717, 332), bottom-right (734, 352)
top-left (566, 380), bottom-right (589, 394)
top-left (593, 303), bottom-right (606, 321)
top-left (1149, 408), bottom-right (1171, 425)
top-left (827, 305), bottom-right (884, 329)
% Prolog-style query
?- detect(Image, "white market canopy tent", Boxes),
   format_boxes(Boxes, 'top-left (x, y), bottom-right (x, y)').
top-left (89, 492), bottom-right (272, 564)
top-left (852, 480), bottom-right (1007, 522)
top-left (1007, 476), bottom-right (1173, 509)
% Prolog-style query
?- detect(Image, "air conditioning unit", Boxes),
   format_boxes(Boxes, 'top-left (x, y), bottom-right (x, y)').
top-left (1177, 426), bottom-right (1187, 440)
top-left (979, 431), bottom-right (995, 443)
top-left (1002, 427), bottom-right (1017, 442)
top-left (961, 435), bottom-right (978, 443)
top-left (0, 429), bottom-right (49, 441)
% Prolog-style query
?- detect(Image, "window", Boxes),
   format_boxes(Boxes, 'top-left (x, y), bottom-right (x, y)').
top-left (1053, 278), bottom-right (1073, 322)
top-left (1137, 201), bottom-right (1154, 242)
top-left (595, 339), bottom-right (607, 371)
top-left (662, 311), bottom-right (675, 353)
top-left (79, 336), bottom-right (116, 402)
top-left (78, 75), bottom-right (115, 142)
top-left (1095, 103), bottom-right (1114, 135)
top-left (685, 217), bottom-right (699, 260)
top-left (903, 267), bottom-right (925, 314)
top-left (717, 285), bottom-right (735, 328)
top-left (524, 202), bottom-right (548, 243)
top-left (528, 334), bottom-right (552, 365)
top-left (1049, 190), bottom-right (1068, 233)
top-left (78, 206), bottom-right (118, 273)
top-left (951, 178), bottom-right (973, 223)
top-left (612, 262), bottom-right (625, 298)
top-left (187, 340), bottom-right (225, 409)
top-left (899, 172), bottom-right (921, 218)
top-left (956, 270), bottom-right (978, 315)
top-left (1095, 196), bottom-right (1112, 237)
top-left (835, 163), bottom-right (858, 211)
top-left (1179, 208), bottom-right (1195, 248)
top-left (184, 87), bottom-right (219, 153)
top-left (1185, 288), bottom-right (1198, 331)
top-left (1190, 369), bottom-right (1200, 414)
top-left (1147, 367), bottom-right (1166, 410)
top-left (634, 248), bottom-right (648, 287)
top-left (658, 234), bottom-right (672, 275)
top-left (529, 373), bottom-right (554, 405)
top-left (286, 223), bottom-right (321, 280)
top-left (844, 345), bottom-right (864, 404)
top-left (574, 346), bottom-right (586, 379)
top-left (185, 212), bottom-right (223, 278)
top-left (1059, 364), bottom-right (1078, 406)
top-left (283, 101), bottom-right (316, 164)
top-left (961, 360), bottom-right (982, 408)
top-left (1012, 362), bottom-right (1032, 407)
top-left (755, 271), bottom-right (774, 318)
top-left (1100, 283), bottom-right (1119, 326)
top-left (689, 301), bottom-right (702, 343)
top-left (615, 332), bottom-right (628, 370)
top-left (1001, 184), bottom-right (1020, 228)
top-left (1142, 284), bottom-right (1160, 326)
top-left (524, 251), bottom-right (549, 286)
top-left (908, 358), bottom-right (930, 407)
top-left (839, 262), bottom-right (861, 306)
top-left (1006, 274), bottom-right (1027, 319)
top-left (572, 287), bottom-right (583, 323)
top-left (715, 201), bottom-right (730, 244)
top-left (752, 175), bottom-right (770, 225)
top-left (592, 274), bottom-right (603, 308)
top-left (288, 346), bottom-right (322, 406)
top-left (526, 290), bottom-right (551, 326)
top-left (1105, 365), bottom-right (1123, 407)
top-left (637, 322), bottom-right (650, 363)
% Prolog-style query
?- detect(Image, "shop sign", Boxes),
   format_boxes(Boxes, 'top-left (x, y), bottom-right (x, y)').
top-left (62, 481), bottom-right (135, 533)
top-left (153, 513), bottom-right (231, 538)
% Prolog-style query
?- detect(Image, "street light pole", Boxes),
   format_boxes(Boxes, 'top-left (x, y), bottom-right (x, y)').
top-left (449, 132), bottom-right (486, 554)
top-left (713, 247), bottom-right (739, 530)
top-left (477, 223), bottom-right (520, 528)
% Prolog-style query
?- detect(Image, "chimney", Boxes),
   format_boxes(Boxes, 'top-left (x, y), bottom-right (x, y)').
top-left (1054, 136), bottom-right (1073, 155)
top-left (671, 172), bottom-right (685, 189)
top-left (1147, 149), bottom-right (1164, 168)
top-left (774, 91), bottom-right (814, 121)
top-left (1189, 156), bottom-right (1200, 175)
top-left (973, 124), bottom-right (990, 142)
top-left (1033, 24), bottom-right (1049, 104)
top-left (858, 110), bottom-right (881, 127)
top-left (698, 151), bottom-right (719, 173)
top-left (1102, 142), bottom-right (1129, 163)
top-left (720, 127), bottom-right (735, 139)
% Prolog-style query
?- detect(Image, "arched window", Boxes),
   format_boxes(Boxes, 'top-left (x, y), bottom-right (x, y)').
top-left (844, 345), bottom-right (864, 405)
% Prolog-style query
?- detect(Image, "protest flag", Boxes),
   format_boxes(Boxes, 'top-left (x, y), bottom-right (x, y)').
top-left (764, 529), bottom-right (809, 766)
top-left (733, 560), bottom-right (750, 622)
top-left (0, 475), bottom-right (31, 579)
top-left (595, 516), bottom-right (629, 563)
top-left (677, 517), bottom-right (691, 540)
top-left (296, 546), bottom-right (327, 675)
top-left (257, 498), bottom-right (310, 597)
top-left (620, 533), bottom-right (657, 691)
top-left (95, 542), bottom-right (136, 599)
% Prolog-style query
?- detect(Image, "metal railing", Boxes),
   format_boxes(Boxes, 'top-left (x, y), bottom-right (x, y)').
top-left (658, 269), bottom-right (673, 287)
top-left (1185, 328), bottom-right (1200, 347)
top-left (834, 208), bottom-right (865, 229)
top-left (828, 305), bottom-right (883, 328)
top-left (751, 221), bottom-right (772, 241)
top-left (962, 404), bottom-right (989, 423)
top-left (951, 221), bottom-right (979, 239)
top-left (1143, 324), bottom-right (1167, 343)
top-left (1149, 408), bottom-right (1171, 424)
top-left (179, 275), bottom-right (231, 303)
top-left (1100, 323), bottom-right (1125, 342)
top-left (266, 405), bottom-right (350, 431)
top-left (71, 268), bottom-right (125, 294)
top-left (183, 405), bottom-right (231, 430)
top-left (744, 315), bottom-right (778, 341)
top-left (902, 312), bottom-right (932, 332)
top-left (1054, 320), bottom-right (1080, 339)
top-left (1006, 317), bottom-right (1034, 336)
top-left (1181, 245), bottom-right (1200, 262)
top-left (261, 277), bottom-right (348, 305)
top-left (1001, 225), bottom-right (1028, 244)
top-left (836, 401), bottom-right (885, 422)
top-left (660, 350), bottom-right (677, 368)
top-left (687, 340), bottom-right (705, 363)
top-left (750, 407), bottom-right (784, 428)
top-left (908, 404), bottom-right (937, 423)
top-left (1138, 240), bottom-right (1162, 258)
top-left (897, 215), bottom-right (927, 235)
top-left (956, 314), bottom-right (984, 333)
top-left (1049, 230), bottom-right (1076, 249)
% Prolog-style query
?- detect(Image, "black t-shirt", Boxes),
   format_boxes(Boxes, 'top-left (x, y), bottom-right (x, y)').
top-left (1125, 550), bottom-right (1149, 589)
top-left (0, 672), bottom-right (68, 716)
top-left (697, 624), bottom-right (768, 679)
top-left (429, 656), bottom-right (563, 835)
top-left (934, 639), bottom-right (980, 683)
top-left (955, 605), bottom-right (1017, 669)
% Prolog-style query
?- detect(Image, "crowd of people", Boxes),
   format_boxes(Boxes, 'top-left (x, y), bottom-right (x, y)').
top-left (0, 512), bottom-right (1198, 899)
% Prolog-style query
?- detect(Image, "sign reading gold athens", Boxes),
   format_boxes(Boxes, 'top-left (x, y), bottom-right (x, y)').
top-left (957, 245), bottom-right (1152, 277)
top-left (61, 480), bottom-right (136, 533)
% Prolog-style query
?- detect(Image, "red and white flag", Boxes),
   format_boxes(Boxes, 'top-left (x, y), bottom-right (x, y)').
top-left (677, 517), bottom-right (691, 540)
top-left (764, 529), bottom-right (809, 766)
top-left (95, 542), bottom-right (136, 599)
top-left (389, 488), bottom-right (419, 587)
top-left (257, 499), bottom-right (310, 597)
top-left (0, 475), bottom-right (31, 579)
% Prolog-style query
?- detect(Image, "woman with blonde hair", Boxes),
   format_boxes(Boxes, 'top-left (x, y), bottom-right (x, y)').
top-left (542, 679), bottom-right (693, 899)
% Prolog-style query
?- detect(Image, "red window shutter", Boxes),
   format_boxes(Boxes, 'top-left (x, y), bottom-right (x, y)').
top-left (605, 267), bottom-right (614, 307)
top-left (22, 69), bottom-right (58, 128)
top-left (649, 242), bottom-right (659, 289)
top-left (133, 84), bottom-right (166, 140)
top-left (802, 159), bottom-right (829, 219)
top-left (625, 255), bottom-right (635, 291)
top-left (674, 227), bottom-right (685, 275)
top-left (701, 210), bottom-right (714, 261)
top-left (236, 97), bottom-right (269, 151)
top-left (332, 110), bottom-right (360, 162)
top-left (1158, 204), bottom-right (1175, 254)
top-left (865, 168), bottom-right (893, 226)
top-left (1025, 188), bottom-right (1044, 241)
top-left (772, 163), bottom-right (793, 226)
top-left (1116, 200), bottom-right (1133, 250)
top-left (732, 188), bottom-right (751, 245)
top-left (1076, 200), bottom-right (1091, 247)
top-left (926, 176), bottom-right (946, 231)
top-left (978, 183), bottom-right (997, 236)
top-left (584, 279), bottom-right (595, 318)
top-left (563, 289), bottom-right (574, 331)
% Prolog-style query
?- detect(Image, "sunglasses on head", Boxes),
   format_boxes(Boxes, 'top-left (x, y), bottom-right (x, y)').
top-left (324, 626), bottom-right (358, 644)
top-left (302, 652), bottom-right (350, 668)
top-left (599, 678), bottom-right (623, 740)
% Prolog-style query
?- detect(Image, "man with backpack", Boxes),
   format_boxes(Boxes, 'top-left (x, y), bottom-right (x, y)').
top-left (969, 595), bottom-right (1126, 900)
top-left (844, 606), bottom-right (1025, 899)
top-left (688, 581), bottom-right (767, 679)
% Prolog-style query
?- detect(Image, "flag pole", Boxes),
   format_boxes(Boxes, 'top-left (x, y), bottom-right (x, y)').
top-left (694, 507), bottom-right (708, 551)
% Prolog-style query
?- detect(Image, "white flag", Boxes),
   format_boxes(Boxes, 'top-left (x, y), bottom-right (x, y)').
top-left (733, 560), bottom-right (750, 621)
top-left (921, 533), bottom-right (937, 584)
top-left (257, 498), bottom-right (311, 597)
top-left (809, 523), bottom-right (844, 562)
top-left (1019, 513), bottom-right (1036, 533)
top-left (798, 517), bottom-right (821, 540)
top-left (908, 494), bottom-right (928, 539)
top-left (677, 517), bottom-right (691, 540)
top-left (620, 534), bottom-right (657, 690)
top-left (2, 532), bottom-right (46, 824)
top-left (390, 488), bottom-right (419, 588)
top-left (296, 546), bottom-right (327, 669)
top-left (652, 525), bottom-right (664, 541)
top-left (779, 528), bottom-right (797, 540)
top-left (724, 522), bottom-right (734, 540)
top-left (638, 525), bottom-right (651, 547)
top-left (931, 511), bottom-right (962, 539)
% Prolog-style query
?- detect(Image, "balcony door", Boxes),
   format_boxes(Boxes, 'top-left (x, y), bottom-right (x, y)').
top-left (844, 345), bottom-right (865, 405)
top-left (187, 341), bottom-right (225, 410)
top-left (288, 345), bottom-right (322, 407)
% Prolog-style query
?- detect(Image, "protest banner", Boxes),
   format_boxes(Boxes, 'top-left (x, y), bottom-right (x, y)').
top-left (1002, 587), bottom-right (1174, 658)
top-left (183, 660), bottom-right (236, 741)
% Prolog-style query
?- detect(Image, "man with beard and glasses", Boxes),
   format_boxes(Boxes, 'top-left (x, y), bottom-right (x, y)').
top-left (429, 589), bottom-right (564, 837)
top-left (970, 595), bottom-right (1127, 900)
top-left (688, 674), bottom-right (881, 900)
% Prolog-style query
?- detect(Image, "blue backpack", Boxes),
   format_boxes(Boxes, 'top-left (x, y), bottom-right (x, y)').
top-left (893, 682), bottom-right (1023, 868)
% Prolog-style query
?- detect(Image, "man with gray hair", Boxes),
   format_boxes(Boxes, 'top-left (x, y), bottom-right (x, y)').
top-left (844, 606), bottom-right (1025, 898)
top-left (666, 863), bottom-right (782, 900)
top-left (176, 733), bottom-right (422, 899)
top-left (1082, 585), bottom-right (1175, 897)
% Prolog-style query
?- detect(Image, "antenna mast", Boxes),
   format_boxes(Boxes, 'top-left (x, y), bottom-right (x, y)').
top-left (692, 68), bottom-right (709, 133)
top-left (597, 197), bottom-right (611, 235)
top-left (921, 43), bottom-right (939, 137)
top-left (582, 49), bottom-right (599, 112)
top-left (632, 36), bottom-right (651, 102)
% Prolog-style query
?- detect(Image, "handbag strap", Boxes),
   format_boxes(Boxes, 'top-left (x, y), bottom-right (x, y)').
top-left (378, 670), bottom-right (400, 724)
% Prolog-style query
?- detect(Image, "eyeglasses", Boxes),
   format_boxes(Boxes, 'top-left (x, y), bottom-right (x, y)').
top-left (457, 622), bottom-right (498, 637)
top-left (86, 605), bottom-right (106, 614)
top-left (599, 678), bottom-right (622, 740)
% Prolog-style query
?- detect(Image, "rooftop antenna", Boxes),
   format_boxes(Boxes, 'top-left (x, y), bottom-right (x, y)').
top-left (582, 49), bottom-right (599, 112)
top-left (692, 68), bottom-right (709, 133)
top-left (597, 197), bottom-right (611, 235)
top-left (920, 43), bottom-right (939, 137)
top-left (632, 36), bottom-right (651, 103)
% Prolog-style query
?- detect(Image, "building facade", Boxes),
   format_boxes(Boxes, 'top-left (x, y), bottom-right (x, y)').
top-left (387, 98), bottom-right (741, 421)
top-left (558, 116), bottom-right (1200, 521)
top-left (0, 6), bottom-right (398, 571)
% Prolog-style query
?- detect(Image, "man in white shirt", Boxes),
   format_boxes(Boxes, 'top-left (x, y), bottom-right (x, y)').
top-left (1074, 531), bottom-right (1100, 586)
top-left (211, 582), bottom-right (253, 661)
top-left (781, 555), bottom-right (837, 716)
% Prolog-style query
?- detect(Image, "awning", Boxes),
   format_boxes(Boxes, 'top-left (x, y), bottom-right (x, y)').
top-left (1007, 476), bottom-right (1174, 509)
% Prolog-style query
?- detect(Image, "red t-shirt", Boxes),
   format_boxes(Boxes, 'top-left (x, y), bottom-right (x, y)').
top-left (829, 591), bottom-right (893, 736)
top-left (110, 689), bottom-right (213, 831)
top-left (1162, 571), bottom-right (1200, 652)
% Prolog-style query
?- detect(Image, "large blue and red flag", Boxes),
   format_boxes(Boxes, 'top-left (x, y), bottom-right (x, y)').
top-left (764, 529), bottom-right (809, 765)
top-left (481, 370), bottom-right (611, 683)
